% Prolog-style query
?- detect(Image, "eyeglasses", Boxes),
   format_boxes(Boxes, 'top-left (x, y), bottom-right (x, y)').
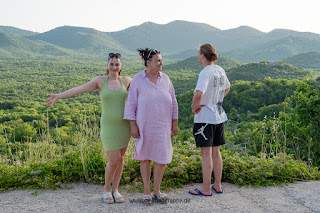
top-left (146, 49), bottom-right (159, 60)
top-left (109, 53), bottom-right (121, 58)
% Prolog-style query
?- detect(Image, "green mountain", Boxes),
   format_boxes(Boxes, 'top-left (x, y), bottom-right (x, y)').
top-left (109, 20), bottom-right (221, 53)
top-left (266, 29), bottom-right (320, 41)
top-left (0, 32), bottom-right (75, 59)
top-left (223, 36), bottom-right (320, 62)
top-left (212, 26), bottom-right (265, 51)
top-left (226, 61), bottom-right (315, 82)
top-left (165, 49), bottom-right (198, 60)
top-left (0, 26), bottom-right (37, 36)
top-left (111, 22), bottom-right (320, 61)
top-left (163, 55), bottom-right (243, 72)
top-left (2, 21), bottom-right (320, 62)
top-left (26, 26), bottom-right (134, 56)
top-left (282, 52), bottom-right (320, 69)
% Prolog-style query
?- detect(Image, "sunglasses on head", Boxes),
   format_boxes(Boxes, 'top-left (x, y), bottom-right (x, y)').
top-left (109, 53), bottom-right (121, 58)
top-left (147, 49), bottom-right (159, 59)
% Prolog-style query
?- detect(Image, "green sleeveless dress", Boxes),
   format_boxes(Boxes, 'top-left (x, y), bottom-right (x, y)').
top-left (100, 76), bottom-right (131, 151)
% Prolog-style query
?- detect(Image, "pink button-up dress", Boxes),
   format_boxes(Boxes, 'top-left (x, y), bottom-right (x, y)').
top-left (124, 70), bottom-right (178, 164)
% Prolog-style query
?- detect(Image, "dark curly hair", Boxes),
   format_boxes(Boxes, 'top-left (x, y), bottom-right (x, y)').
top-left (137, 48), bottom-right (161, 67)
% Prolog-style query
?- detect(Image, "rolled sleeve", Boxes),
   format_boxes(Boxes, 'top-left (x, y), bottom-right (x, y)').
top-left (124, 78), bottom-right (138, 120)
top-left (169, 81), bottom-right (178, 120)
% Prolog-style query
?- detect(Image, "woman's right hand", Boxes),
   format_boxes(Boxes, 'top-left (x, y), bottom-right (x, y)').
top-left (46, 94), bottom-right (59, 106)
top-left (130, 121), bottom-right (140, 138)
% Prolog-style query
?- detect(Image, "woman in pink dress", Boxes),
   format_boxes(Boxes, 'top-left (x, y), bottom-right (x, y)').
top-left (124, 48), bottom-right (178, 205)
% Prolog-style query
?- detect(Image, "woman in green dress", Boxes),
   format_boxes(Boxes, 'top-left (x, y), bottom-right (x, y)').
top-left (46, 53), bottom-right (131, 204)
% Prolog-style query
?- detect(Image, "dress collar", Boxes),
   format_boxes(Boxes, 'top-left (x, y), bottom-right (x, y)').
top-left (142, 70), bottom-right (162, 78)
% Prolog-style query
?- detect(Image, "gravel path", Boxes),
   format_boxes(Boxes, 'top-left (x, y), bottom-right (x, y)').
top-left (1, 181), bottom-right (319, 213)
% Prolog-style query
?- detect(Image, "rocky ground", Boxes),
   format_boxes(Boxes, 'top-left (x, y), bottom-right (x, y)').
top-left (1, 181), bottom-right (319, 213)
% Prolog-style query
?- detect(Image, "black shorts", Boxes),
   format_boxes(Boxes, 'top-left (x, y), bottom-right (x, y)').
top-left (193, 123), bottom-right (226, 147)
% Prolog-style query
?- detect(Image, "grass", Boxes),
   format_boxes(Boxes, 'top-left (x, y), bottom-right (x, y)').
top-left (0, 116), bottom-right (319, 192)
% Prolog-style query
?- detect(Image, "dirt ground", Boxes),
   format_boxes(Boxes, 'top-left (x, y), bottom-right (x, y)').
top-left (1, 181), bottom-right (319, 213)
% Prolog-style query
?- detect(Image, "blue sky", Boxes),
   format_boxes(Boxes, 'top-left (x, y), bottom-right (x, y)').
top-left (1, 0), bottom-right (320, 34)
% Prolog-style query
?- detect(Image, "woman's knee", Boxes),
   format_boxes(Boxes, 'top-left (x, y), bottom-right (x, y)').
top-left (107, 155), bottom-right (122, 167)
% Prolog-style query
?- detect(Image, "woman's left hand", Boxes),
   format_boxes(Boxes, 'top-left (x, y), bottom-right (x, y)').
top-left (171, 119), bottom-right (178, 136)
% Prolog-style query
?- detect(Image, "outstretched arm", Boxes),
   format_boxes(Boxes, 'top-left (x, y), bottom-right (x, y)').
top-left (46, 77), bottom-right (99, 106)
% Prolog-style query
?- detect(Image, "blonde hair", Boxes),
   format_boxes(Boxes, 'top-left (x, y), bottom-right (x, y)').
top-left (199, 44), bottom-right (218, 62)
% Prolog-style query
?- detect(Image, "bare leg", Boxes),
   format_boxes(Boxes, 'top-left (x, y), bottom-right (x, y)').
top-left (153, 162), bottom-right (166, 195)
top-left (212, 146), bottom-right (223, 192)
top-left (104, 149), bottom-right (121, 194)
top-left (111, 146), bottom-right (127, 192)
top-left (189, 147), bottom-right (212, 195)
top-left (140, 160), bottom-right (152, 195)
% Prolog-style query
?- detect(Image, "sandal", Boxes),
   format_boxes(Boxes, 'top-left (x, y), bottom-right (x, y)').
top-left (102, 192), bottom-right (114, 204)
top-left (211, 184), bottom-right (223, 194)
top-left (153, 193), bottom-right (168, 203)
top-left (113, 191), bottom-right (125, 203)
top-left (142, 195), bottom-right (153, 205)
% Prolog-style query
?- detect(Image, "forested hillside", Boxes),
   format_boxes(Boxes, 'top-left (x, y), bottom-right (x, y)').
top-left (1, 58), bottom-right (319, 164)
top-left (163, 57), bottom-right (316, 94)
top-left (2, 21), bottom-right (320, 62)
top-left (163, 55), bottom-right (244, 94)
top-left (1, 21), bottom-right (320, 191)
top-left (163, 55), bottom-right (243, 72)
top-left (0, 32), bottom-right (76, 59)
top-left (223, 36), bottom-right (320, 62)
top-left (26, 26), bottom-right (134, 56)
top-left (0, 26), bottom-right (37, 36)
top-left (282, 51), bottom-right (320, 69)
top-left (226, 61), bottom-right (316, 82)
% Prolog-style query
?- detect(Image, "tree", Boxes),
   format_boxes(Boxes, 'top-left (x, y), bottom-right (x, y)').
top-left (288, 82), bottom-right (320, 165)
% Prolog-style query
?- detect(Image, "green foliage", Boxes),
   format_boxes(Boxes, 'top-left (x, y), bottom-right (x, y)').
top-left (1, 137), bottom-right (319, 191)
top-left (223, 152), bottom-right (319, 186)
top-left (27, 26), bottom-right (135, 57)
top-left (286, 82), bottom-right (320, 165)
top-left (1, 55), bottom-right (320, 192)
top-left (1, 112), bottom-right (319, 192)
top-left (0, 26), bottom-right (37, 37)
top-left (227, 97), bottom-right (320, 168)
top-left (177, 78), bottom-right (303, 129)
top-left (224, 36), bottom-right (320, 63)
top-left (256, 103), bottom-right (289, 120)
top-left (0, 60), bottom-right (142, 145)
top-left (227, 61), bottom-right (314, 82)
top-left (163, 55), bottom-right (243, 72)
top-left (282, 51), bottom-right (320, 69)
top-left (162, 55), bottom-right (243, 94)
top-left (3, 23), bottom-right (320, 64)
